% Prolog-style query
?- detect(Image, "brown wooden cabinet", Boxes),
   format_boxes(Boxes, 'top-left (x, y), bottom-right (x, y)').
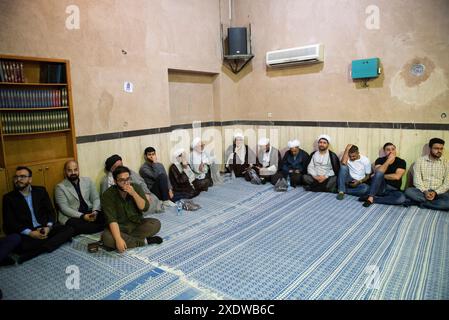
top-left (0, 55), bottom-right (77, 234)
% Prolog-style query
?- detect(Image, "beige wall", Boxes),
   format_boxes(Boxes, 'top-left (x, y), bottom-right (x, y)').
top-left (231, 0), bottom-right (449, 123)
top-left (168, 70), bottom-right (219, 125)
top-left (3, 0), bottom-right (447, 129)
top-left (0, 0), bottom-right (226, 136)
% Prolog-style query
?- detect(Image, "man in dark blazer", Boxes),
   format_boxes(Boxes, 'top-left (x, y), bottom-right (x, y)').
top-left (2, 166), bottom-right (74, 264)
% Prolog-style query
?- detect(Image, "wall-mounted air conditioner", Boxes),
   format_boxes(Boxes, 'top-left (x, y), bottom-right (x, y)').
top-left (266, 44), bottom-right (324, 68)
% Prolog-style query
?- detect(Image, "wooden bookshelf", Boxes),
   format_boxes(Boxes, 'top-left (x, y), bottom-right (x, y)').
top-left (0, 83), bottom-right (68, 86)
top-left (0, 55), bottom-right (78, 234)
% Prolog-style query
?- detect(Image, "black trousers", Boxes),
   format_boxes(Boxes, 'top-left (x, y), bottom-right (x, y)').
top-left (302, 174), bottom-right (337, 192)
top-left (16, 224), bottom-right (74, 263)
top-left (0, 234), bottom-right (21, 263)
top-left (267, 172), bottom-right (283, 185)
top-left (193, 178), bottom-right (212, 192)
top-left (172, 190), bottom-right (200, 202)
top-left (228, 164), bottom-right (249, 178)
top-left (150, 174), bottom-right (170, 201)
top-left (281, 172), bottom-right (304, 187)
top-left (65, 213), bottom-right (106, 236)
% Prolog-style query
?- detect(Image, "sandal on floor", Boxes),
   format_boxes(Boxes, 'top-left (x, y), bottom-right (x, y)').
top-left (87, 241), bottom-right (101, 253)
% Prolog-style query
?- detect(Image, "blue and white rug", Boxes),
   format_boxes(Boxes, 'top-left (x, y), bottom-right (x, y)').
top-left (0, 179), bottom-right (448, 299)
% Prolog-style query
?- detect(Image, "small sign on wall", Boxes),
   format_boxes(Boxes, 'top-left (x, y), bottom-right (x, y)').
top-left (124, 81), bottom-right (133, 93)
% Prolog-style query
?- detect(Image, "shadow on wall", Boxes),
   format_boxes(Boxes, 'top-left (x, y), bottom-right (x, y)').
top-left (406, 162), bottom-right (415, 189)
top-left (398, 144), bottom-right (430, 189)
top-left (168, 70), bottom-right (217, 84)
top-left (266, 62), bottom-right (324, 78)
top-left (221, 63), bottom-right (253, 82)
top-left (421, 143), bottom-right (430, 156)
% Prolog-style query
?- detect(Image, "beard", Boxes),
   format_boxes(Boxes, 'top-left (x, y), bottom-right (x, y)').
top-left (431, 151), bottom-right (442, 159)
top-left (318, 146), bottom-right (327, 151)
top-left (68, 174), bottom-right (79, 182)
top-left (14, 182), bottom-right (28, 191)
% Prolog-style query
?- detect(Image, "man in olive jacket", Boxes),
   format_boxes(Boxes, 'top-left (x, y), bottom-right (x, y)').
top-left (100, 166), bottom-right (162, 253)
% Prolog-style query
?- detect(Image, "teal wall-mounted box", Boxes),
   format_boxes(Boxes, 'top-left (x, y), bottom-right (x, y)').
top-left (351, 58), bottom-right (380, 79)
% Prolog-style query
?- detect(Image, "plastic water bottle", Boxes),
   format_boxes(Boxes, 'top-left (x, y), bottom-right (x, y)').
top-left (287, 175), bottom-right (291, 189)
top-left (176, 200), bottom-right (183, 216)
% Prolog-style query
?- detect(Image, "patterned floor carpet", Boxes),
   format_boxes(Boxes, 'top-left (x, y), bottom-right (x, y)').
top-left (0, 179), bottom-right (448, 300)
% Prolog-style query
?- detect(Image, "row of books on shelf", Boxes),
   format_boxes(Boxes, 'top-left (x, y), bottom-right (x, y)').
top-left (0, 60), bottom-right (26, 83)
top-left (0, 87), bottom-right (68, 109)
top-left (0, 110), bottom-right (69, 134)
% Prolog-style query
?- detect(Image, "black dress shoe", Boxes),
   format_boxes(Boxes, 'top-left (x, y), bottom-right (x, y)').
top-left (146, 236), bottom-right (163, 245)
top-left (358, 195), bottom-right (369, 202)
top-left (363, 200), bottom-right (373, 207)
top-left (0, 256), bottom-right (16, 267)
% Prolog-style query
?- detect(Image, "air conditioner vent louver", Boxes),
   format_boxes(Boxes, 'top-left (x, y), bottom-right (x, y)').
top-left (266, 44), bottom-right (324, 68)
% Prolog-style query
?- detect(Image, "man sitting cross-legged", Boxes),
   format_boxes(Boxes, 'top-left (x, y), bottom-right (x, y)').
top-left (359, 143), bottom-right (406, 207)
top-left (3, 166), bottom-right (74, 263)
top-left (101, 166), bottom-right (163, 253)
top-left (336, 144), bottom-right (371, 200)
top-left (303, 134), bottom-right (340, 193)
top-left (55, 160), bottom-right (106, 236)
top-left (404, 138), bottom-right (449, 211)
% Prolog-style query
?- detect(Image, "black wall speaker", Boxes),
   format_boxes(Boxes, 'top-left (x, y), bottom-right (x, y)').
top-left (228, 27), bottom-right (247, 55)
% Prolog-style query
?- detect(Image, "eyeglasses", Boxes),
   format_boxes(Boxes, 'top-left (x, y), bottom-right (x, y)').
top-left (117, 177), bottom-right (131, 183)
top-left (14, 175), bottom-right (30, 180)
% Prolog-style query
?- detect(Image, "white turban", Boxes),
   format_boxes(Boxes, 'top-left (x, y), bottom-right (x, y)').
top-left (288, 139), bottom-right (300, 148)
top-left (191, 137), bottom-right (201, 149)
top-left (258, 137), bottom-right (270, 146)
top-left (317, 134), bottom-right (331, 143)
top-left (173, 148), bottom-right (185, 158)
top-left (234, 133), bottom-right (244, 140)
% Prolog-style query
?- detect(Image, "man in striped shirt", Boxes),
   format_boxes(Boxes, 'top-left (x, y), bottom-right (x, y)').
top-left (405, 138), bottom-right (449, 211)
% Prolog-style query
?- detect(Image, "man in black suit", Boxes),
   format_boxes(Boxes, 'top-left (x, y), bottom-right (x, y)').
top-left (2, 166), bottom-right (74, 264)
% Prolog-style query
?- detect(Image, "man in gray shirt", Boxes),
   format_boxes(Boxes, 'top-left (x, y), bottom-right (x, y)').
top-left (139, 147), bottom-right (176, 207)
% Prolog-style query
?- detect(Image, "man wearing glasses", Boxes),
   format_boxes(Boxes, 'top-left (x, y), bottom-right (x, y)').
top-left (405, 138), bottom-right (449, 211)
top-left (2, 166), bottom-right (75, 263)
top-left (100, 166), bottom-right (162, 253)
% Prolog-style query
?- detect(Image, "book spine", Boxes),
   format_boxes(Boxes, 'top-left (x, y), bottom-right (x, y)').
top-left (20, 62), bottom-right (25, 83)
top-left (0, 61), bottom-right (5, 82)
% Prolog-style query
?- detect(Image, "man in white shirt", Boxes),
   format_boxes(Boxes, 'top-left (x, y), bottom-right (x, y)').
top-left (254, 138), bottom-right (282, 185)
top-left (337, 144), bottom-right (371, 200)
